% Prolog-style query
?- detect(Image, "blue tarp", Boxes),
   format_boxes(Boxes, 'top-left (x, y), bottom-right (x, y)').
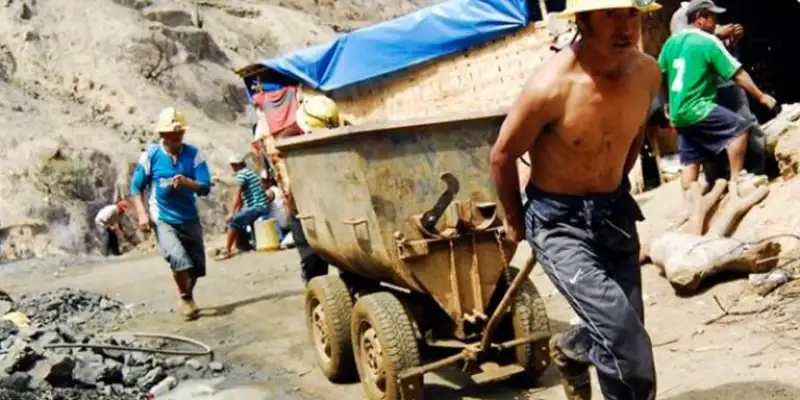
top-left (246, 0), bottom-right (554, 95)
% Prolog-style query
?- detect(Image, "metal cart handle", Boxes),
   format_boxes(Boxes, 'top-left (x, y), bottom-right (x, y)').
top-left (342, 218), bottom-right (368, 238)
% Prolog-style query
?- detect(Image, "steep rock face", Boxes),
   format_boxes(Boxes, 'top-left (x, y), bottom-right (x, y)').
top-left (770, 106), bottom-right (800, 180)
top-left (0, 0), bottom-right (709, 262)
top-left (0, 0), bottom-right (440, 261)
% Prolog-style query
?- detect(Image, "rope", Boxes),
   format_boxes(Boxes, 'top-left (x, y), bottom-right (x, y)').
top-left (0, 331), bottom-right (214, 361)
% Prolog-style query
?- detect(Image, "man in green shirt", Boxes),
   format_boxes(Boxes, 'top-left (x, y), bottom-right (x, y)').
top-left (658, 0), bottom-right (777, 191)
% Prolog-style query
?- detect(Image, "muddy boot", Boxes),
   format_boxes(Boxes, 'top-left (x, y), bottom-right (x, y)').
top-left (179, 298), bottom-right (200, 321)
top-left (550, 334), bottom-right (591, 400)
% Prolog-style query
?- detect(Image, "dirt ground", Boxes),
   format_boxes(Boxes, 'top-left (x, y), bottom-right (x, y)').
top-left (3, 237), bottom-right (800, 400)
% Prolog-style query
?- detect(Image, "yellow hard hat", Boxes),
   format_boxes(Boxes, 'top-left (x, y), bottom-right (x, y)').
top-left (295, 95), bottom-right (341, 133)
top-left (155, 107), bottom-right (187, 133)
top-left (554, 0), bottom-right (662, 19)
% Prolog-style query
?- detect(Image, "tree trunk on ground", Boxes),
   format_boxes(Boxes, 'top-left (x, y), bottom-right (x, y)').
top-left (646, 177), bottom-right (779, 295)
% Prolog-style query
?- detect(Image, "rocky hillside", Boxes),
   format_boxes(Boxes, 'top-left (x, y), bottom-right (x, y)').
top-left (0, 0), bottom-right (438, 261)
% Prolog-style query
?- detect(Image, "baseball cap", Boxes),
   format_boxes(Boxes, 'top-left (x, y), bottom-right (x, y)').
top-left (685, 0), bottom-right (725, 16)
top-left (228, 153), bottom-right (246, 164)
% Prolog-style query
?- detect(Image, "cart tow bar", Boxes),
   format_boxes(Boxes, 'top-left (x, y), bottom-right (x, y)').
top-left (479, 247), bottom-right (536, 353)
top-left (419, 172), bottom-right (459, 234)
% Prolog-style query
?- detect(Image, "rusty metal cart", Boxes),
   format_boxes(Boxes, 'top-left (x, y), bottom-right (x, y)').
top-left (275, 109), bottom-right (552, 400)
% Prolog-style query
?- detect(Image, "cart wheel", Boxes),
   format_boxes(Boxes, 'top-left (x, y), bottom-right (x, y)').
top-left (506, 266), bottom-right (552, 386)
top-left (351, 292), bottom-right (422, 400)
top-left (305, 274), bottom-right (356, 382)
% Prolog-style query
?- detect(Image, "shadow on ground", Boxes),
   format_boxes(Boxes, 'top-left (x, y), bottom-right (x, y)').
top-left (199, 289), bottom-right (304, 318)
top-left (663, 381), bottom-right (800, 400)
top-left (421, 318), bottom-right (572, 399)
top-left (425, 367), bottom-right (560, 400)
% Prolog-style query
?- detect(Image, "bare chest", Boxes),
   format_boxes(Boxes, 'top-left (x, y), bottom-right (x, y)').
top-left (556, 78), bottom-right (652, 153)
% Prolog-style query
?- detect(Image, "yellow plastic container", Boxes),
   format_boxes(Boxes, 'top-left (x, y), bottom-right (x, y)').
top-left (253, 218), bottom-right (280, 252)
top-left (2, 311), bottom-right (30, 329)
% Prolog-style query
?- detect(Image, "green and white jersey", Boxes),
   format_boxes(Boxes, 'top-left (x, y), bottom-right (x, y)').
top-left (658, 28), bottom-right (742, 127)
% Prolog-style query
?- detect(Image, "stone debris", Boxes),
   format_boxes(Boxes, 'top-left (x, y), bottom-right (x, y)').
top-left (0, 289), bottom-right (226, 399)
top-left (13, 288), bottom-right (130, 329)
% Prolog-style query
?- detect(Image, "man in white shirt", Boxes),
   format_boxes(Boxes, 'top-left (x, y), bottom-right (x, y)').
top-left (95, 201), bottom-right (129, 256)
top-left (259, 170), bottom-right (293, 246)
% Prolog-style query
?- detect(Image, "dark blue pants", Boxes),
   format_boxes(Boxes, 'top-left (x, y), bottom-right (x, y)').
top-left (99, 227), bottom-right (120, 257)
top-left (230, 206), bottom-right (287, 250)
top-left (525, 182), bottom-right (655, 400)
top-left (703, 84), bottom-right (767, 181)
top-left (229, 207), bottom-right (271, 232)
top-left (290, 216), bottom-right (328, 285)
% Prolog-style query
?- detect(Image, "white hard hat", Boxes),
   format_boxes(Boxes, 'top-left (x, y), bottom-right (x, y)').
top-left (155, 107), bottom-right (187, 133)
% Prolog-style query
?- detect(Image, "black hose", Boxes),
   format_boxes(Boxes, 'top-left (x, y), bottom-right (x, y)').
top-left (0, 331), bottom-right (214, 361)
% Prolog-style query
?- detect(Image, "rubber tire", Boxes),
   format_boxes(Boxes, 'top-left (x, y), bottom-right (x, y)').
top-left (305, 274), bottom-right (357, 382)
top-left (351, 292), bottom-right (422, 400)
top-left (505, 266), bottom-right (552, 386)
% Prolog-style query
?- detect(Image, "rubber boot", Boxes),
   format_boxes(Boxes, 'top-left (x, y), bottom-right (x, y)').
top-left (550, 334), bottom-right (592, 400)
top-left (179, 298), bottom-right (199, 321)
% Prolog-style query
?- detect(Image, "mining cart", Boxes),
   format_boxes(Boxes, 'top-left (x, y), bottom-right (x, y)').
top-left (274, 109), bottom-right (552, 400)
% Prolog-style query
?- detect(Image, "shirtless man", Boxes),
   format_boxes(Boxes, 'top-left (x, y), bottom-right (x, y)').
top-left (490, 1), bottom-right (662, 399)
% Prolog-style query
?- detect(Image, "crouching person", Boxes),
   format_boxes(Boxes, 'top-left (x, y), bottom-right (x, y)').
top-left (218, 154), bottom-right (271, 259)
top-left (130, 107), bottom-right (212, 321)
top-left (95, 201), bottom-right (128, 257)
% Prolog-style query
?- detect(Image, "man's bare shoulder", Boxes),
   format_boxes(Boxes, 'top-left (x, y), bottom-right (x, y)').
top-left (518, 49), bottom-right (575, 101)
top-left (632, 51), bottom-right (661, 91)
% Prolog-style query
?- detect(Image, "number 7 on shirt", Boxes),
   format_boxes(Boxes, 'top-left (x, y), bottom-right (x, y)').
top-left (670, 58), bottom-right (686, 93)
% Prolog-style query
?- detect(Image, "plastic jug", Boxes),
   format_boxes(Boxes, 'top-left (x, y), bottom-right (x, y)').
top-left (253, 218), bottom-right (280, 252)
top-left (2, 311), bottom-right (30, 329)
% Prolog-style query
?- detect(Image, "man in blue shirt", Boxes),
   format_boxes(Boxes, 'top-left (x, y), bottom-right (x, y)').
top-left (130, 107), bottom-right (212, 321)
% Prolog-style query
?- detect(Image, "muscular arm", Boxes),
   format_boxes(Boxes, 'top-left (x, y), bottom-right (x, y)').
top-left (490, 72), bottom-right (560, 229)
top-left (623, 57), bottom-right (663, 176)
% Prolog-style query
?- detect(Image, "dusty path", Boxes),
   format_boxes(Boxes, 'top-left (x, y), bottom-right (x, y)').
top-left (3, 243), bottom-right (800, 399)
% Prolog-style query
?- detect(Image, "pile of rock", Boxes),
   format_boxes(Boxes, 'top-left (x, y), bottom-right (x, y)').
top-left (0, 289), bottom-right (224, 399)
top-left (12, 288), bottom-right (131, 329)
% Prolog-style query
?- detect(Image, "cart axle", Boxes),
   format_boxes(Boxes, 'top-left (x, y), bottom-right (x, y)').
top-left (397, 331), bottom-right (551, 400)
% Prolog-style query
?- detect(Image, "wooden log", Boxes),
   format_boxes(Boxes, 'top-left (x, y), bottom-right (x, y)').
top-left (677, 179), bottom-right (727, 235)
top-left (649, 232), bottom-right (781, 295)
top-left (706, 177), bottom-right (770, 238)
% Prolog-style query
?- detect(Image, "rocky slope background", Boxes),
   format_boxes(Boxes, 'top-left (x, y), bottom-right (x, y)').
top-left (0, 0), bottom-right (437, 261)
